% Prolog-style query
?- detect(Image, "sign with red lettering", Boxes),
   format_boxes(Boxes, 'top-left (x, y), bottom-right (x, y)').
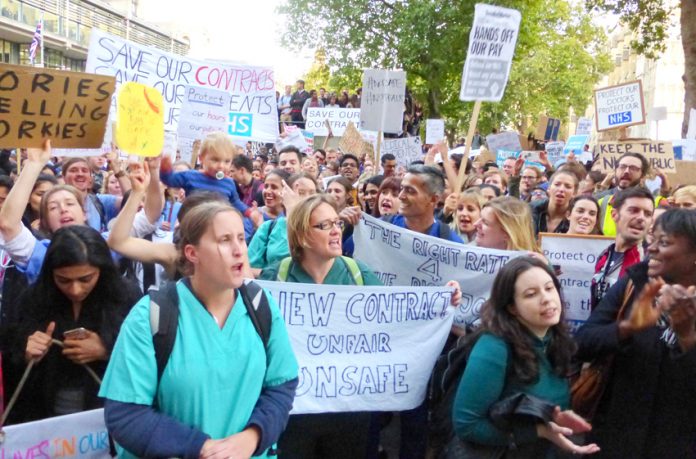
top-left (86, 29), bottom-right (278, 143)
top-left (0, 63), bottom-right (115, 148)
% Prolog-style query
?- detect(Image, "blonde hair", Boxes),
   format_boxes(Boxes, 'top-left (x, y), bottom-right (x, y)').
top-left (457, 188), bottom-right (487, 210)
top-left (483, 197), bottom-right (538, 252)
top-left (176, 201), bottom-right (239, 276)
top-left (200, 131), bottom-right (236, 159)
top-left (672, 185), bottom-right (696, 204)
top-left (287, 194), bottom-right (337, 261)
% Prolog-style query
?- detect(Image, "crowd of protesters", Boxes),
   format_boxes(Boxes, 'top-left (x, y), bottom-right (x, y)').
top-left (0, 113), bottom-right (694, 459)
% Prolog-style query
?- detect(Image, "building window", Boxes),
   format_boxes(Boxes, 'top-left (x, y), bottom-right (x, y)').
top-left (0, 0), bottom-right (20, 21)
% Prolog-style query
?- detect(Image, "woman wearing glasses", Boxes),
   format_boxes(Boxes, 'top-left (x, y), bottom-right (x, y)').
top-left (259, 194), bottom-right (382, 458)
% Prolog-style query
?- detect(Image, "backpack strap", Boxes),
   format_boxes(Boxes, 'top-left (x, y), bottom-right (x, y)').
top-left (277, 257), bottom-right (293, 282)
top-left (436, 220), bottom-right (452, 241)
top-left (149, 281), bottom-right (180, 386)
top-left (238, 280), bottom-right (272, 349)
top-left (340, 256), bottom-right (363, 286)
top-left (88, 194), bottom-right (108, 232)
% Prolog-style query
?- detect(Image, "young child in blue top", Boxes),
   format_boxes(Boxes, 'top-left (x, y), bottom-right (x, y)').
top-left (159, 132), bottom-right (264, 233)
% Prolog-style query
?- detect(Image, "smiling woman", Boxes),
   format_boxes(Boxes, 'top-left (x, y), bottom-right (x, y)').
top-left (576, 209), bottom-right (696, 457)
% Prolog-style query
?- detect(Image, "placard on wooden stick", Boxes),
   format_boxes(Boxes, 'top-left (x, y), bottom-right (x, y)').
top-left (0, 63), bottom-right (115, 148)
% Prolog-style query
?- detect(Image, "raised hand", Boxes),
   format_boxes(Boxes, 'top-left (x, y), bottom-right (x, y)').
top-left (622, 278), bottom-right (665, 334)
top-left (26, 139), bottom-right (52, 165)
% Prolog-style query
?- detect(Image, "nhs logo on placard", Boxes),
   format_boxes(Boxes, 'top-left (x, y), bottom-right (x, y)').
top-left (608, 111), bottom-right (632, 126)
top-left (228, 113), bottom-right (253, 137)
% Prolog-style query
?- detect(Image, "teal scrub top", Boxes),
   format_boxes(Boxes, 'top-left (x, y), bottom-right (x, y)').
top-left (99, 280), bottom-right (299, 457)
top-left (248, 217), bottom-right (290, 270)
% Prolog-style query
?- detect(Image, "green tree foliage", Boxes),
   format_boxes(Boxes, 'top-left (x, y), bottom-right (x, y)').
top-left (279, 0), bottom-right (611, 137)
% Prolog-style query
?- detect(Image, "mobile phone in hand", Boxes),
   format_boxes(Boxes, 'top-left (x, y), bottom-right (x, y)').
top-left (63, 327), bottom-right (88, 340)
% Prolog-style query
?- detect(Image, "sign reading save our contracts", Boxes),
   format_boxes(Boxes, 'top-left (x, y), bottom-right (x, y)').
top-left (0, 63), bottom-right (115, 148)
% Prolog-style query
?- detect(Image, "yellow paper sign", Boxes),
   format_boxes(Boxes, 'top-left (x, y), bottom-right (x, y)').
top-left (115, 82), bottom-right (164, 157)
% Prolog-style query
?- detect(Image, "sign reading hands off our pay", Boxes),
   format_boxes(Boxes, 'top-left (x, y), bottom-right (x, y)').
top-left (115, 81), bottom-right (164, 156)
top-left (0, 63), bottom-right (115, 148)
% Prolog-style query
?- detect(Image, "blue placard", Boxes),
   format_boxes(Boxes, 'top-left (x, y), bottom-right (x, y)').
top-left (608, 111), bottom-right (632, 126)
top-left (563, 135), bottom-right (590, 155)
top-left (228, 113), bottom-right (253, 137)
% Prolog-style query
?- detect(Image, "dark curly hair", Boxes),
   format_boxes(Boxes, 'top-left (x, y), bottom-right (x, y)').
top-left (480, 256), bottom-right (576, 383)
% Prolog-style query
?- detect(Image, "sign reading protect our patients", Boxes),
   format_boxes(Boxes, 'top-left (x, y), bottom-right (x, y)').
top-left (459, 3), bottom-right (521, 102)
top-left (594, 81), bottom-right (645, 132)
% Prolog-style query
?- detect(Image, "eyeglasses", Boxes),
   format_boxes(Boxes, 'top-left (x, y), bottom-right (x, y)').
top-left (616, 164), bottom-right (641, 173)
top-left (311, 219), bottom-right (345, 231)
top-left (341, 163), bottom-right (358, 169)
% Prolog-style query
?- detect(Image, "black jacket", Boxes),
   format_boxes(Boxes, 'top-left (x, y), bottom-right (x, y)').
top-left (575, 261), bottom-right (696, 458)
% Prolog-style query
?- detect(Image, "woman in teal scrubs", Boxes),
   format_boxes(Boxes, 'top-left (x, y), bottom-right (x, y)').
top-left (100, 201), bottom-right (299, 458)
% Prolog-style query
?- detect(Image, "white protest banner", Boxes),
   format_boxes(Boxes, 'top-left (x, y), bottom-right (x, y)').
top-left (353, 213), bottom-right (522, 329)
top-left (459, 3), bottom-right (521, 102)
top-left (425, 119), bottom-right (446, 145)
top-left (86, 30), bottom-right (278, 143)
top-left (305, 107), bottom-right (361, 136)
top-left (255, 281), bottom-right (454, 413)
top-left (382, 137), bottom-right (422, 166)
top-left (0, 409), bottom-right (110, 458)
top-left (687, 108), bottom-right (696, 140)
top-left (177, 85), bottom-right (231, 142)
top-left (276, 128), bottom-right (308, 152)
top-left (575, 117), bottom-right (593, 135)
top-left (540, 233), bottom-right (614, 333)
top-left (302, 130), bottom-right (314, 154)
top-left (597, 140), bottom-right (675, 173)
top-left (594, 80), bottom-right (645, 132)
top-left (360, 69), bottom-right (406, 133)
top-left (53, 147), bottom-right (109, 158)
top-left (485, 131), bottom-right (522, 154)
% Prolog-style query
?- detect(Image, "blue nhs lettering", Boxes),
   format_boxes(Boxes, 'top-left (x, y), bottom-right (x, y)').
top-left (228, 112), bottom-right (253, 136)
top-left (608, 111), bottom-right (632, 126)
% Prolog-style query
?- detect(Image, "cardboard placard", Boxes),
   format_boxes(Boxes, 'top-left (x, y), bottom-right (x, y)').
top-left (338, 121), bottom-right (374, 162)
top-left (597, 140), bottom-right (675, 173)
top-left (0, 63), bottom-right (115, 148)
top-left (665, 160), bottom-right (696, 187)
top-left (594, 80), bottom-right (645, 132)
top-left (534, 115), bottom-right (561, 141)
top-left (115, 82), bottom-right (164, 157)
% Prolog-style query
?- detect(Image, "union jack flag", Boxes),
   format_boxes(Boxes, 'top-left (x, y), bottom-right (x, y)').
top-left (29, 21), bottom-right (42, 64)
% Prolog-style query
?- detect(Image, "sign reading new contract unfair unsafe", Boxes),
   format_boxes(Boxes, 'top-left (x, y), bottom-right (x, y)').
top-left (460, 4), bottom-right (521, 102)
top-left (594, 81), bottom-right (646, 132)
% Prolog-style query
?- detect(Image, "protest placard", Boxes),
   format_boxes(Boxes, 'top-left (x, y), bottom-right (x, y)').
top-left (496, 149), bottom-right (517, 167)
top-left (382, 137), bottom-right (422, 166)
top-left (594, 81), bottom-right (645, 132)
top-left (353, 213), bottom-right (523, 329)
top-left (256, 281), bottom-right (453, 413)
top-left (425, 119), bottom-right (445, 145)
top-left (177, 85), bottom-right (231, 145)
top-left (459, 4), bottom-right (521, 102)
top-left (0, 409), bottom-right (110, 458)
top-left (564, 135), bottom-right (590, 155)
top-left (665, 160), bottom-right (696, 187)
top-left (115, 82), bottom-right (164, 156)
top-left (338, 121), bottom-right (374, 162)
top-left (540, 233), bottom-right (614, 333)
top-left (0, 63), bottom-right (115, 148)
top-left (545, 141), bottom-right (565, 164)
top-left (576, 117), bottom-right (592, 135)
top-left (305, 107), bottom-right (361, 136)
top-left (672, 139), bottom-right (696, 161)
top-left (597, 140), bottom-right (675, 173)
top-left (86, 30), bottom-right (278, 143)
top-left (534, 115), bottom-right (561, 141)
top-left (485, 131), bottom-right (522, 154)
top-left (360, 69), bottom-right (406, 133)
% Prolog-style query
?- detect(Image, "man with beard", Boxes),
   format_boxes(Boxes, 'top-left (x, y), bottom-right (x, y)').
top-left (591, 186), bottom-right (654, 309)
top-left (596, 152), bottom-right (666, 236)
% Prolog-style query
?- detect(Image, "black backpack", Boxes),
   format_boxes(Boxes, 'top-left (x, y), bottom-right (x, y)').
top-left (148, 279), bottom-right (273, 384)
top-left (427, 332), bottom-right (484, 456)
